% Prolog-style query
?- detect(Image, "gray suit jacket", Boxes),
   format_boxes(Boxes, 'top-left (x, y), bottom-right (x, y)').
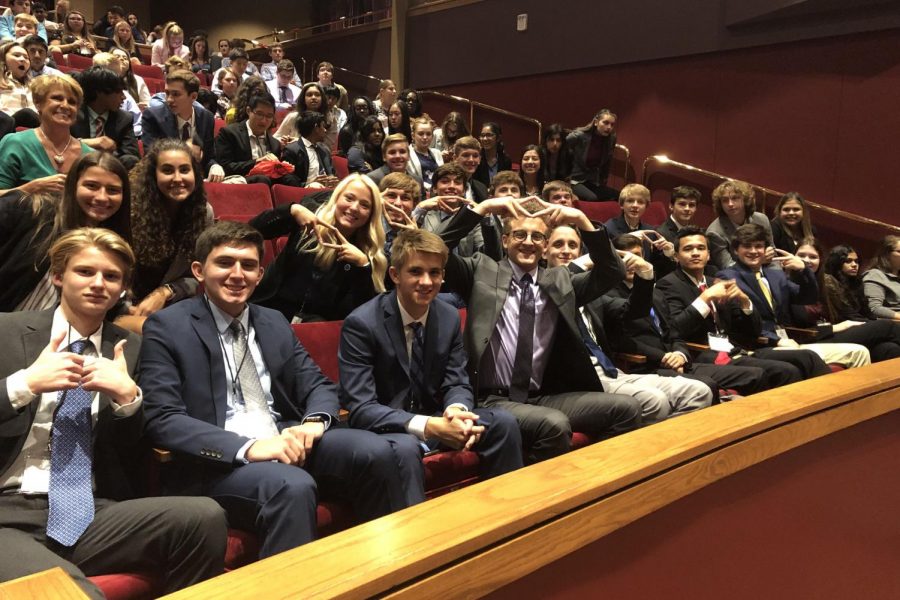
top-left (0, 310), bottom-right (143, 500)
top-left (438, 207), bottom-right (625, 395)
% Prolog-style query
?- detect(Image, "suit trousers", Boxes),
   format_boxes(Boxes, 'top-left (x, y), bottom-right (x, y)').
top-left (752, 347), bottom-right (831, 378)
top-left (790, 343), bottom-right (870, 368)
top-left (822, 319), bottom-right (900, 362)
top-left (481, 391), bottom-right (641, 464)
top-left (0, 494), bottom-right (227, 599)
top-left (379, 408), bottom-right (525, 505)
top-left (594, 368), bottom-right (712, 423)
top-left (688, 363), bottom-right (767, 396)
top-left (202, 427), bottom-right (408, 559)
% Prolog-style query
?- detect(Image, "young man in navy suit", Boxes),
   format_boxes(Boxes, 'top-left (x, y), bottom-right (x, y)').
top-left (142, 69), bottom-right (224, 182)
top-left (339, 229), bottom-right (523, 504)
top-left (140, 221), bottom-right (409, 559)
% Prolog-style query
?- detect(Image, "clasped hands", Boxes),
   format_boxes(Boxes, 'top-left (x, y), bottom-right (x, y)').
top-left (425, 406), bottom-right (483, 450)
top-left (24, 330), bottom-right (137, 406)
top-left (246, 421), bottom-right (325, 466)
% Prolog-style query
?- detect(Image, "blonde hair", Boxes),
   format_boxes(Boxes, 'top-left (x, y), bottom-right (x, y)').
top-left (306, 174), bottom-right (387, 293)
top-left (618, 183), bottom-right (650, 206)
top-left (49, 227), bottom-right (136, 286)
top-left (112, 19), bottom-right (136, 54)
top-left (390, 229), bottom-right (448, 269)
top-left (13, 13), bottom-right (38, 29)
top-left (30, 73), bottom-right (83, 106)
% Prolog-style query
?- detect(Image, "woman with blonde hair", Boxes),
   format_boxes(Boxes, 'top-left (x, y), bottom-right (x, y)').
top-left (150, 22), bottom-right (189, 68)
top-left (111, 19), bottom-right (141, 65)
top-left (0, 73), bottom-right (91, 192)
top-left (250, 173), bottom-right (387, 322)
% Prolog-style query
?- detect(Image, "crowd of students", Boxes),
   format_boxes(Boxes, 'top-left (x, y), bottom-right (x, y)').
top-left (1, 5), bottom-right (899, 597)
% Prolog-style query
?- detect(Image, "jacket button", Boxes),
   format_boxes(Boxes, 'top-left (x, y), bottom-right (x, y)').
top-left (344, 264), bottom-right (351, 271)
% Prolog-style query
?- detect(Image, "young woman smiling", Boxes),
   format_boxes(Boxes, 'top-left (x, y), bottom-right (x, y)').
top-left (0, 151), bottom-right (131, 311)
top-left (250, 173), bottom-right (387, 322)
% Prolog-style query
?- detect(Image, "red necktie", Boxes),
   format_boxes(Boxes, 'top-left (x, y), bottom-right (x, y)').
top-left (699, 281), bottom-right (730, 365)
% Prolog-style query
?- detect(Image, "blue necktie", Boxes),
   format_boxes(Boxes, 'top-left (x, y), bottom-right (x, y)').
top-left (575, 312), bottom-right (618, 378)
top-left (650, 308), bottom-right (663, 335)
top-left (509, 274), bottom-right (535, 402)
top-left (408, 322), bottom-right (427, 413)
top-left (47, 339), bottom-right (95, 547)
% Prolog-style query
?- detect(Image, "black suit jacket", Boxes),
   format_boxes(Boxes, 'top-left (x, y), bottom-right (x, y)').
top-left (655, 218), bottom-right (680, 244)
top-left (282, 139), bottom-right (334, 187)
top-left (139, 296), bottom-right (339, 474)
top-left (439, 207), bottom-right (625, 394)
top-left (71, 106), bottom-right (141, 169)
top-left (0, 310), bottom-right (143, 500)
top-left (338, 292), bottom-right (472, 432)
top-left (654, 266), bottom-right (762, 349)
top-left (214, 122), bottom-right (283, 177)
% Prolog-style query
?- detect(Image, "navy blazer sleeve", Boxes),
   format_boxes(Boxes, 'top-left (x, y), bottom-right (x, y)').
top-left (139, 106), bottom-right (166, 157)
top-left (215, 125), bottom-right (256, 176)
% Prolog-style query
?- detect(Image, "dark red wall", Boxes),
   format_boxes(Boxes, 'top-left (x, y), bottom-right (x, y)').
top-left (425, 30), bottom-right (900, 231)
top-left (489, 409), bottom-right (900, 600)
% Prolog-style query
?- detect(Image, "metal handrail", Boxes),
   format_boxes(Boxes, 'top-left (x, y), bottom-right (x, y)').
top-left (418, 90), bottom-right (542, 145)
top-left (641, 154), bottom-right (900, 234)
top-left (614, 144), bottom-right (630, 186)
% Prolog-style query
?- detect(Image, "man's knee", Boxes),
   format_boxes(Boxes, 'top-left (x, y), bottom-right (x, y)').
top-left (483, 409), bottom-right (522, 443)
top-left (633, 388), bottom-right (671, 423)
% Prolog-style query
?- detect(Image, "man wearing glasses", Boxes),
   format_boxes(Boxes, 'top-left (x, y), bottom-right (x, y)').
top-left (437, 196), bottom-right (642, 463)
top-left (214, 93), bottom-right (285, 186)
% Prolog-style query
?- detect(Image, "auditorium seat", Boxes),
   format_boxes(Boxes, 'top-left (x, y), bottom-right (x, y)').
top-left (66, 53), bottom-right (92, 70)
top-left (89, 573), bottom-right (159, 600)
top-left (206, 182), bottom-right (273, 216)
top-left (576, 200), bottom-right (621, 224)
top-left (133, 63), bottom-right (164, 80)
top-left (143, 78), bottom-right (165, 94)
top-left (214, 118), bottom-right (226, 138)
top-left (643, 201), bottom-right (668, 226)
top-left (272, 184), bottom-right (333, 207)
top-left (51, 49), bottom-right (66, 67)
top-left (332, 155), bottom-right (349, 179)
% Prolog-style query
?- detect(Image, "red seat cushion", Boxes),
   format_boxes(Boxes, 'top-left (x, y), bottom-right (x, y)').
top-left (291, 321), bottom-right (343, 382)
top-left (206, 182), bottom-right (273, 216)
top-left (90, 572), bottom-right (160, 600)
top-left (272, 184), bottom-right (334, 207)
top-left (576, 200), bottom-right (621, 224)
top-left (570, 432), bottom-right (595, 450)
top-left (423, 450), bottom-right (481, 498)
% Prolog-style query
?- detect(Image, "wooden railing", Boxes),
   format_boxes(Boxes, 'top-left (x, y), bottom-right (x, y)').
top-left (164, 359), bottom-right (900, 599)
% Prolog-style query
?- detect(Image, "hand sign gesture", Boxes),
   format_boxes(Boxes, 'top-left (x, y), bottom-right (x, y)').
top-left (530, 197), bottom-right (594, 230)
top-left (81, 339), bottom-right (138, 406)
top-left (318, 223), bottom-right (369, 267)
top-left (384, 202), bottom-right (417, 231)
top-left (772, 248), bottom-right (805, 272)
top-left (24, 329), bottom-right (85, 395)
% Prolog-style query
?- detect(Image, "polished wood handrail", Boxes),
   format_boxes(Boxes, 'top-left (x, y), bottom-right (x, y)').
top-left (163, 359), bottom-right (900, 600)
top-left (641, 154), bottom-right (900, 235)
top-left (418, 90), bottom-right (543, 146)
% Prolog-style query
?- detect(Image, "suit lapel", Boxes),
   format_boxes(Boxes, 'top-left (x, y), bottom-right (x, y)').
top-left (383, 293), bottom-right (410, 376)
top-left (237, 124), bottom-right (252, 157)
top-left (190, 299), bottom-right (229, 427)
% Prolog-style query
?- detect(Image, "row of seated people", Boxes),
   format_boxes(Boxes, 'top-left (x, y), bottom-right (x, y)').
top-left (3, 127), bottom-right (900, 594)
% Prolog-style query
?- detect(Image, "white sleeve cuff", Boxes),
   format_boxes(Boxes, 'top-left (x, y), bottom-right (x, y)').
top-left (235, 439), bottom-right (256, 464)
top-left (110, 387), bottom-right (142, 417)
top-left (406, 414), bottom-right (429, 441)
top-left (6, 370), bottom-right (37, 410)
top-left (690, 297), bottom-right (711, 318)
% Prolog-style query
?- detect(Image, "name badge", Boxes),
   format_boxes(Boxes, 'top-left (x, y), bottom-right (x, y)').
top-left (708, 333), bottom-right (734, 353)
top-left (775, 326), bottom-right (790, 340)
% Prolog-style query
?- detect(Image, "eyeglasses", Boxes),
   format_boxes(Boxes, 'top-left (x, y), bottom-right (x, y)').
top-left (509, 230), bottom-right (547, 243)
top-left (251, 110), bottom-right (274, 120)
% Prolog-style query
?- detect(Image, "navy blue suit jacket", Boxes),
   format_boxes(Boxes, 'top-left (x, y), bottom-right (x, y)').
top-left (338, 291), bottom-right (472, 433)
top-left (139, 296), bottom-right (339, 468)
top-left (717, 262), bottom-right (818, 342)
top-left (141, 103), bottom-right (218, 175)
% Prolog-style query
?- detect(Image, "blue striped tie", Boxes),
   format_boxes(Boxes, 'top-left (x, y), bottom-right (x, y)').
top-left (47, 339), bottom-right (95, 547)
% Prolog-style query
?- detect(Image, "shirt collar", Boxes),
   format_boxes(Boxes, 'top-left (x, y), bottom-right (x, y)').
top-left (51, 306), bottom-right (103, 353)
top-left (206, 295), bottom-right (249, 335)
top-left (683, 270), bottom-right (706, 287)
top-left (396, 295), bottom-right (429, 329)
top-left (301, 136), bottom-right (315, 150)
top-left (176, 111), bottom-right (195, 130)
top-left (508, 259), bottom-right (538, 284)
top-left (245, 119), bottom-right (266, 140)
top-left (86, 105), bottom-right (108, 123)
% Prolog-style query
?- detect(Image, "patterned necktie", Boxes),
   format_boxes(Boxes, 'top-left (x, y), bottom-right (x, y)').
top-left (181, 121), bottom-right (191, 142)
top-left (509, 274), bottom-right (535, 402)
top-left (93, 116), bottom-right (104, 138)
top-left (280, 86), bottom-right (288, 104)
top-left (756, 271), bottom-right (774, 309)
top-left (575, 312), bottom-right (617, 378)
top-left (47, 339), bottom-right (95, 547)
top-left (229, 320), bottom-right (278, 436)
top-left (408, 322), bottom-right (427, 413)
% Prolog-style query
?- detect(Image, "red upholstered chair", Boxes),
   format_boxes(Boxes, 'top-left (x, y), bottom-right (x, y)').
top-left (271, 184), bottom-right (333, 207)
top-left (57, 64), bottom-right (79, 74)
top-left (643, 201), bottom-right (668, 227)
top-left (205, 182), bottom-right (273, 216)
top-left (143, 78), bottom-right (165, 94)
top-left (332, 155), bottom-right (349, 179)
top-left (51, 49), bottom-right (66, 66)
top-left (66, 53), bottom-right (92, 69)
top-left (576, 200), bottom-right (621, 224)
top-left (89, 573), bottom-right (160, 600)
top-left (214, 118), bottom-right (226, 138)
top-left (133, 63), bottom-right (164, 80)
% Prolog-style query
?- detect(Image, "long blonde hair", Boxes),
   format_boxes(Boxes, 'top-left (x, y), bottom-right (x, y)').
top-left (304, 174), bottom-right (387, 292)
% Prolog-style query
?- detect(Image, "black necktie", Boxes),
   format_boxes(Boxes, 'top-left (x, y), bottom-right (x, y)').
top-left (509, 274), bottom-right (535, 402)
top-left (408, 322), bottom-right (426, 413)
top-left (181, 122), bottom-right (191, 141)
top-left (280, 86), bottom-right (288, 104)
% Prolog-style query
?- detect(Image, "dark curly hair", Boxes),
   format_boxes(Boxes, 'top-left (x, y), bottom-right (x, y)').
top-left (129, 139), bottom-right (207, 271)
